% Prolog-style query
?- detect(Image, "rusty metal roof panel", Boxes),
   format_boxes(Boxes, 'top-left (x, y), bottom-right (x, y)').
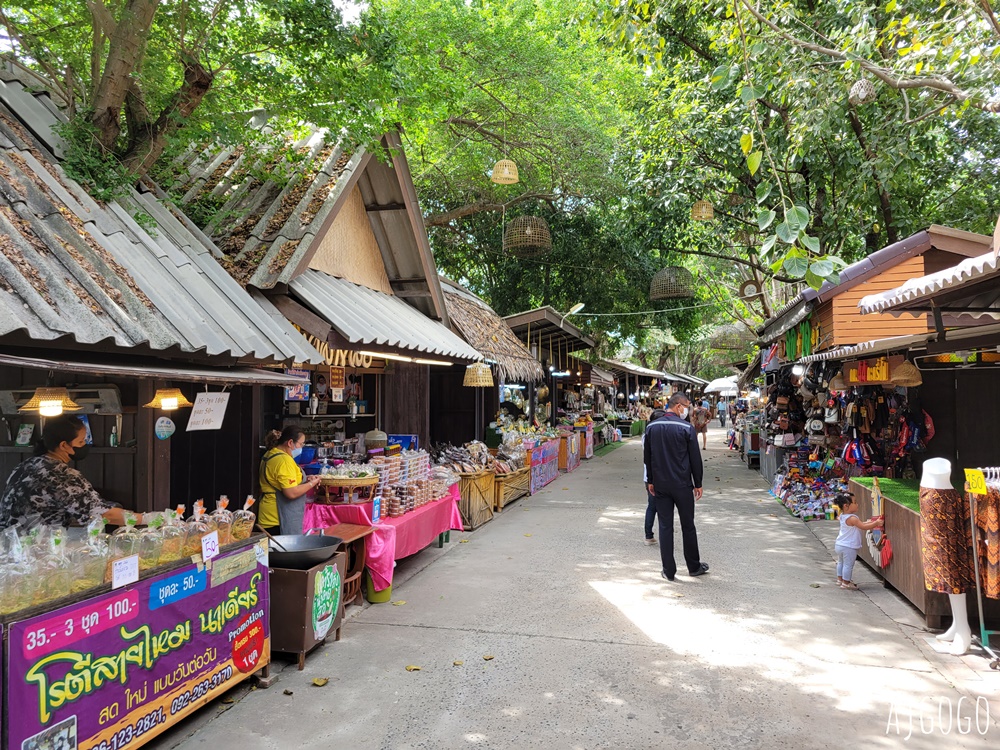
top-left (0, 100), bottom-right (321, 365)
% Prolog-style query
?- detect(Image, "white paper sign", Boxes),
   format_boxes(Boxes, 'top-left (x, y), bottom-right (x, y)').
top-left (186, 392), bottom-right (231, 431)
top-left (254, 541), bottom-right (269, 568)
top-left (112, 555), bottom-right (140, 589)
top-left (201, 530), bottom-right (220, 562)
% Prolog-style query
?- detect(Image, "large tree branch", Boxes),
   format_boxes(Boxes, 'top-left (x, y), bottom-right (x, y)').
top-left (425, 191), bottom-right (568, 227)
top-left (91, 0), bottom-right (162, 150)
top-left (736, 0), bottom-right (1000, 112)
top-left (846, 107), bottom-right (898, 244)
top-left (676, 246), bottom-right (798, 283)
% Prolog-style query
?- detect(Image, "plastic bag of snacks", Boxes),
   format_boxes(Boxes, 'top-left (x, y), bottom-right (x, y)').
top-left (231, 496), bottom-right (257, 541)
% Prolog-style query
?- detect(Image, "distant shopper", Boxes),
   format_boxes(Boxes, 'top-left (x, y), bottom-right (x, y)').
top-left (831, 494), bottom-right (883, 590)
top-left (642, 409), bottom-right (667, 546)
top-left (644, 392), bottom-right (709, 581)
top-left (691, 402), bottom-right (711, 450)
top-left (717, 399), bottom-right (727, 428)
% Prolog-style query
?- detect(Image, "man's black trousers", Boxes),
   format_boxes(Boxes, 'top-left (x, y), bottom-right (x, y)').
top-left (653, 485), bottom-right (700, 578)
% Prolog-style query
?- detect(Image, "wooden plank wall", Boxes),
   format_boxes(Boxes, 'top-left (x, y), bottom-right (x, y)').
top-left (832, 256), bottom-right (929, 346)
top-left (429, 368), bottom-right (477, 445)
top-left (383, 362), bottom-right (430, 447)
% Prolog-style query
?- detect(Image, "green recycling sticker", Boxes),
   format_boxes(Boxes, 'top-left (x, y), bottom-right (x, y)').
top-left (312, 564), bottom-right (342, 641)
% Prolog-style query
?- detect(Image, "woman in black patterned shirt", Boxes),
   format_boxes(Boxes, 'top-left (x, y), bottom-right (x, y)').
top-left (0, 416), bottom-right (140, 528)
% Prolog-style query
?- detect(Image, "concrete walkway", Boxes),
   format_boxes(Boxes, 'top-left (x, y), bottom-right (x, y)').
top-left (156, 427), bottom-right (1000, 749)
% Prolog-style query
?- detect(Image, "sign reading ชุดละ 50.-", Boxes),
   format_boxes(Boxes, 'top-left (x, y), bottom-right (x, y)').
top-left (6, 541), bottom-right (270, 750)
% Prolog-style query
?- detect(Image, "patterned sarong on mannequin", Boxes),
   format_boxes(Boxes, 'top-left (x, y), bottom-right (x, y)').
top-left (973, 484), bottom-right (1000, 599)
top-left (919, 486), bottom-right (972, 594)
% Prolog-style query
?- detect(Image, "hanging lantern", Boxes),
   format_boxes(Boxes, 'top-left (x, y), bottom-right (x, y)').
top-left (691, 199), bottom-right (714, 221)
top-left (709, 323), bottom-right (754, 351)
top-left (463, 362), bottom-right (494, 388)
top-left (649, 266), bottom-right (695, 301)
top-left (848, 79), bottom-right (877, 106)
top-left (490, 158), bottom-right (520, 185)
top-left (143, 388), bottom-right (194, 410)
top-left (19, 387), bottom-right (81, 417)
top-left (503, 216), bottom-right (552, 258)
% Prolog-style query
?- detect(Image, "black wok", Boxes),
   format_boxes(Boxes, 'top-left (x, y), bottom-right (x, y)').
top-left (268, 534), bottom-right (343, 570)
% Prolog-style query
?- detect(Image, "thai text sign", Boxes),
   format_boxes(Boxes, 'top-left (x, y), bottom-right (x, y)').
top-left (842, 355), bottom-right (904, 386)
top-left (6, 541), bottom-right (270, 750)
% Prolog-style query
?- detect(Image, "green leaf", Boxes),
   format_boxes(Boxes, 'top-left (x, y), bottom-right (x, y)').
top-left (826, 256), bottom-right (849, 270)
top-left (760, 234), bottom-right (777, 257)
top-left (711, 64), bottom-right (736, 91)
top-left (810, 258), bottom-right (834, 277)
top-left (805, 268), bottom-right (825, 289)
top-left (801, 234), bottom-right (821, 254)
top-left (740, 133), bottom-right (753, 155)
top-left (783, 255), bottom-right (809, 277)
top-left (824, 272), bottom-right (842, 286)
top-left (786, 205), bottom-right (810, 231)
top-left (740, 84), bottom-right (765, 103)
top-left (755, 182), bottom-right (773, 204)
top-left (747, 151), bottom-right (762, 175)
top-left (776, 221), bottom-right (796, 244)
top-left (886, 0), bottom-right (897, 11)
top-left (757, 208), bottom-right (776, 230)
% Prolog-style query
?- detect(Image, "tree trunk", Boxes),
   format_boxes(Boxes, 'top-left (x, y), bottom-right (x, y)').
top-left (122, 60), bottom-right (214, 174)
top-left (847, 108), bottom-right (899, 245)
top-left (90, 0), bottom-right (162, 150)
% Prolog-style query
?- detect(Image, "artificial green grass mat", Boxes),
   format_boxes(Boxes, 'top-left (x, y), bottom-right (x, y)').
top-left (851, 477), bottom-right (924, 513)
top-left (594, 441), bottom-right (626, 457)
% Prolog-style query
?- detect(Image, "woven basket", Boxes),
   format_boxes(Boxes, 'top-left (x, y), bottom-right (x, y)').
top-left (709, 323), bottom-right (754, 350)
top-left (463, 362), bottom-right (494, 387)
top-left (493, 467), bottom-right (530, 512)
top-left (503, 216), bottom-right (552, 258)
top-left (649, 266), bottom-right (695, 300)
top-left (458, 470), bottom-right (495, 530)
top-left (849, 79), bottom-right (876, 106)
top-left (319, 475), bottom-right (380, 488)
top-left (691, 199), bottom-right (714, 221)
top-left (891, 360), bottom-right (923, 387)
top-left (491, 158), bottom-right (519, 184)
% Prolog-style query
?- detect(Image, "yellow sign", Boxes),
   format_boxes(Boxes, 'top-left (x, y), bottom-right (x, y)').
top-left (965, 468), bottom-right (987, 495)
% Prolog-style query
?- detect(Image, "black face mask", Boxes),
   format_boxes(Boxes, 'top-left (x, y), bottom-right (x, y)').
top-left (70, 444), bottom-right (90, 462)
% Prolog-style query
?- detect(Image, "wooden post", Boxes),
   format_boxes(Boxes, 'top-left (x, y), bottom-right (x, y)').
top-left (135, 380), bottom-right (170, 512)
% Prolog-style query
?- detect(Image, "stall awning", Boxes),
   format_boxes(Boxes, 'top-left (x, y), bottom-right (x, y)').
top-left (757, 299), bottom-right (813, 345)
top-left (0, 352), bottom-right (308, 385)
top-left (588, 364), bottom-right (615, 387)
top-left (736, 351), bottom-right (762, 390)
top-left (600, 358), bottom-right (667, 380)
top-left (858, 250), bottom-right (1000, 321)
top-left (290, 270), bottom-right (483, 361)
top-left (797, 333), bottom-right (935, 364)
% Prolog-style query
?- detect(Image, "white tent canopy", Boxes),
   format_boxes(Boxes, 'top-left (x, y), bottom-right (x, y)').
top-left (704, 376), bottom-right (739, 396)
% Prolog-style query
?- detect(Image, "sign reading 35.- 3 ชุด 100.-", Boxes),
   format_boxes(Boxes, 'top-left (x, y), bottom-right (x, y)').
top-left (6, 541), bottom-right (270, 750)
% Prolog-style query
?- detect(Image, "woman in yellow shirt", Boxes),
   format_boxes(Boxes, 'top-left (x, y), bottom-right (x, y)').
top-left (259, 427), bottom-right (321, 534)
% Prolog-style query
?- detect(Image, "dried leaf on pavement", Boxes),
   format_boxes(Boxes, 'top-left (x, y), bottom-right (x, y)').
top-left (483, 655), bottom-right (495, 661)
top-left (283, 689), bottom-right (294, 696)
top-left (312, 678), bottom-right (329, 687)
top-left (405, 665), bottom-right (422, 672)
top-left (453, 660), bottom-right (464, 666)
top-left (391, 600), bottom-right (407, 606)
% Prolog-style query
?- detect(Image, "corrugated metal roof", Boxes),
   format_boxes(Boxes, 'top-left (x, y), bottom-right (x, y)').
top-left (171, 127), bottom-right (449, 322)
top-left (798, 333), bottom-right (934, 364)
top-left (757, 300), bottom-right (813, 344)
top-left (600, 358), bottom-right (668, 379)
top-left (0, 72), bottom-right (322, 366)
top-left (858, 251), bottom-right (1000, 318)
top-left (290, 270), bottom-right (482, 361)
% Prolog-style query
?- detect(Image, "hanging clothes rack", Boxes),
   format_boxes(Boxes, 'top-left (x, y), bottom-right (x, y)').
top-left (966, 466), bottom-right (1000, 670)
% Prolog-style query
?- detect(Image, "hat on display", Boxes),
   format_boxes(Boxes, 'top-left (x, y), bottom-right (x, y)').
top-left (829, 373), bottom-right (847, 391)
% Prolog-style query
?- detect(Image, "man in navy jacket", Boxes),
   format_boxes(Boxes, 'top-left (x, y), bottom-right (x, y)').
top-left (643, 392), bottom-right (709, 581)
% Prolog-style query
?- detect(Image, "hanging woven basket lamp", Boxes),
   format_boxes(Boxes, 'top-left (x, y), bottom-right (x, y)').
top-left (649, 266), bottom-right (695, 301)
top-left (709, 323), bottom-right (754, 351)
top-left (503, 215), bottom-right (552, 258)
top-left (463, 362), bottom-right (495, 388)
top-left (490, 158), bottom-right (520, 185)
top-left (18, 387), bottom-right (81, 417)
top-left (691, 199), bottom-right (714, 221)
top-left (848, 79), bottom-right (877, 106)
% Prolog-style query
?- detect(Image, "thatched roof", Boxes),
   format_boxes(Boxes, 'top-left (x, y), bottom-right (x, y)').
top-left (442, 280), bottom-right (545, 383)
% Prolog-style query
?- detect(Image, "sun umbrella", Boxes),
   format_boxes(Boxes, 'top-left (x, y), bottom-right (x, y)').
top-left (704, 376), bottom-right (739, 396)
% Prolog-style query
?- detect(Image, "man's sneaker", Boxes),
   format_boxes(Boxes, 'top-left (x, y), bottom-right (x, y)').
top-left (644, 537), bottom-right (656, 546)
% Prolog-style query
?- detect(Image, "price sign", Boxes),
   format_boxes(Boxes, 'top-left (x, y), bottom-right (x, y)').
top-left (201, 530), bottom-right (221, 562)
top-left (111, 554), bottom-right (139, 589)
top-left (965, 468), bottom-right (988, 495)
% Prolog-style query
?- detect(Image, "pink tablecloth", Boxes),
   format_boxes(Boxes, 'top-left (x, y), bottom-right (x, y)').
top-left (302, 485), bottom-right (462, 591)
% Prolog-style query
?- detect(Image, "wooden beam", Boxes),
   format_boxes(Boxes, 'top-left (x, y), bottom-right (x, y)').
top-left (269, 294), bottom-right (332, 342)
top-left (365, 202), bottom-right (406, 212)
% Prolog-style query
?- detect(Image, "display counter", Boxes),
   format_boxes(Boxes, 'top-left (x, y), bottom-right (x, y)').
top-left (1, 537), bottom-right (270, 750)
top-left (850, 478), bottom-right (1000, 629)
top-left (558, 432), bottom-right (581, 473)
top-left (528, 438), bottom-right (559, 494)
top-left (576, 424), bottom-right (594, 459)
top-left (302, 486), bottom-right (462, 593)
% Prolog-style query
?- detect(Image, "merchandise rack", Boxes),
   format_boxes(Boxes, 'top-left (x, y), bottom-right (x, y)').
top-left (967, 466), bottom-right (1000, 670)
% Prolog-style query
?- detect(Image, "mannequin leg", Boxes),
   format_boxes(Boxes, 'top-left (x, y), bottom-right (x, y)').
top-left (936, 594), bottom-right (972, 655)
